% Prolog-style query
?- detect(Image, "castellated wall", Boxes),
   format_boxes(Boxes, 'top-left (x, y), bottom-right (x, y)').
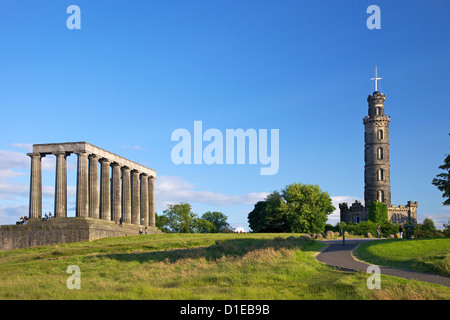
top-left (0, 217), bottom-right (162, 251)
top-left (340, 201), bottom-right (418, 225)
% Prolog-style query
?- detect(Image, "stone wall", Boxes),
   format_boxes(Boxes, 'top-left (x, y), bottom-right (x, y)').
top-left (340, 200), bottom-right (418, 225)
top-left (0, 217), bottom-right (162, 251)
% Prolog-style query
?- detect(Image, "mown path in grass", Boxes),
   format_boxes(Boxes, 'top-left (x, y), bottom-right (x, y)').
top-left (0, 234), bottom-right (449, 299)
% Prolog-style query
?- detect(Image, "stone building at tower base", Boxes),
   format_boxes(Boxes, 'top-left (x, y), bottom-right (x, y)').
top-left (339, 200), bottom-right (418, 225)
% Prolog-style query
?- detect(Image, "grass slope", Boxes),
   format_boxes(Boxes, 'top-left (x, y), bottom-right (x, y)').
top-left (0, 233), bottom-right (448, 300)
top-left (354, 238), bottom-right (450, 277)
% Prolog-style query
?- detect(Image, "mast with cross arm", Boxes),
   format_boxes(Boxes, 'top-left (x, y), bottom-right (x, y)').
top-left (371, 65), bottom-right (383, 92)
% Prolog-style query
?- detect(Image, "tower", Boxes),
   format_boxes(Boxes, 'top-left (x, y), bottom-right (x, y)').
top-left (339, 67), bottom-right (418, 225)
top-left (363, 89), bottom-right (391, 207)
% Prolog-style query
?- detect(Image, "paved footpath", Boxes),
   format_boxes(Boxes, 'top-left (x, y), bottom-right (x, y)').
top-left (315, 238), bottom-right (450, 287)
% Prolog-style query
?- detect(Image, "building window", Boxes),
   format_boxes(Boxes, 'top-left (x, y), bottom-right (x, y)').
top-left (377, 169), bottom-right (384, 181)
top-left (375, 107), bottom-right (381, 115)
top-left (377, 147), bottom-right (383, 160)
top-left (377, 130), bottom-right (383, 140)
top-left (377, 190), bottom-right (385, 202)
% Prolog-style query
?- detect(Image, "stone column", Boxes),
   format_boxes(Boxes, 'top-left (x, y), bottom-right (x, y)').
top-left (131, 170), bottom-right (140, 225)
top-left (28, 153), bottom-right (43, 219)
top-left (88, 154), bottom-right (100, 219)
top-left (111, 163), bottom-right (122, 222)
top-left (140, 174), bottom-right (149, 226)
top-left (100, 158), bottom-right (111, 220)
top-left (122, 167), bottom-right (131, 224)
top-left (76, 152), bottom-right (89, 217)
top-left (54, 152), bottom-right (67, 218)
top-left (148, 176), bottom-right (155, 228)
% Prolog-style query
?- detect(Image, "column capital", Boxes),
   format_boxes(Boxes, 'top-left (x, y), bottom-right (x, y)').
top-left (88, 153), bottom-right (100, 160)
top-left (53, 151), bottom-right (68, 158)
top-left (99, 158), bottom-right (112, 164)
top-left (75, 151), bottom-right (89, 158)
top-left (27, 153), bottom-right (44, 158)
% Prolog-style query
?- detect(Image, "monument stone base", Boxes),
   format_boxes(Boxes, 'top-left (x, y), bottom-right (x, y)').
top-left (0, 217), bottom-right (163, 251)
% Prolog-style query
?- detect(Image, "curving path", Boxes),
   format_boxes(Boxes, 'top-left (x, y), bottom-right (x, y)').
top-left (315, 238), bottom-right (450, 287)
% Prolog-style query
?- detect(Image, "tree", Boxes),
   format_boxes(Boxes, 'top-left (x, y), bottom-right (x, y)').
top-left (192, 217), bottom-right (216, 233)
top-left (159, 203), bottom-right (222, 233)
top-left (162, 202), bottom-right (197, 233)
top-left (155, 213), bottom-right (170, 233)
top-left (368, 201), bottom-right (388, 224)
top-left (248, 192), bottom-right (289, 232)
top-left (248, 200), bottom-right (268, 232)
top-left (201, 211), bottom-right (231, 233)
top-left (281, 183), bottom-right (335, 233)
top-left (247, 183), bottom-right (335, 233)
top-left (422, 217), bottom-right (436, 231)
top-left (432, 145), bottom-right (450, 206)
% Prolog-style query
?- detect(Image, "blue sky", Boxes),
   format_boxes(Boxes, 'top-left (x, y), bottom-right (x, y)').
top-left (0, 1), bottom-right (449, 229)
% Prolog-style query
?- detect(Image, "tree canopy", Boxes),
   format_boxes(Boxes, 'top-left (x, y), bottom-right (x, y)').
top-left (432, 151), bottom-right (450, 206)
top-left (248, 183), bottom-right (335, 233)
top-left (156, 203), bottom-right (230, 233)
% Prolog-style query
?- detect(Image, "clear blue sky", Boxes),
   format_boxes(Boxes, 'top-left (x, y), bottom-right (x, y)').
top-left (0, 1), bottom-right (449, 229)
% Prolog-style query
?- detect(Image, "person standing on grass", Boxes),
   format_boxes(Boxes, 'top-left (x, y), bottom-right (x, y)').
top-left (377, 225), bottom-right (381, 238)
top-left (399, 225), bottom-right (403, 238)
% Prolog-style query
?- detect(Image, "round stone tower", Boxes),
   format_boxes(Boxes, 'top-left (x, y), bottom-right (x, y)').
top-left (363, 91), bottom-right (391, 207)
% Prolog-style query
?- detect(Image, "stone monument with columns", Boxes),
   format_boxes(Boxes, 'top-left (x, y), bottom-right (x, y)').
top-left (0, 142), bottom-right (162, 251)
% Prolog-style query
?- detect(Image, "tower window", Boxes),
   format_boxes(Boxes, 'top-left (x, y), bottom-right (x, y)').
top-left (377, 190), bottom-right (385, 202)
top-left (375, 107), bottom-right (381, 115)
top-left (377, 147), bottom-right (383, 160)
top-left (377, 169), bottom-right (384, 181)
top-left (377, 130), bottom-right (383, 140)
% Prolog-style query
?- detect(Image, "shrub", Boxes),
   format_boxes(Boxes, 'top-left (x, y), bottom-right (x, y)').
top-left (368, 201), bottom-right (388, 224)
top-left (345, 221), bottom-right (378, 236)
top-left (380, 222), bottom-right (399, 237)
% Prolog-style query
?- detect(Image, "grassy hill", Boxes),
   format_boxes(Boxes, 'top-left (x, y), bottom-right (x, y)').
top-left (354, 238), bottom-right (450, 277)
top-left (0, 233), bottom-right (448, 300)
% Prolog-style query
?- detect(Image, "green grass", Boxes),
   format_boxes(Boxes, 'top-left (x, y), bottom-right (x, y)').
top-left (354, 238), bottom-right (450, 277)
top-left (0, 233), bottom-right (449, 299)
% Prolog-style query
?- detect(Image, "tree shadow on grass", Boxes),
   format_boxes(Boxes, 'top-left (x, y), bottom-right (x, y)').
top-left (97, 236), bottom-right (316, 264)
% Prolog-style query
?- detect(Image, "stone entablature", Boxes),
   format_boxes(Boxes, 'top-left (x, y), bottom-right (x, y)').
top-left (32, 142), bottom-right (156, 177)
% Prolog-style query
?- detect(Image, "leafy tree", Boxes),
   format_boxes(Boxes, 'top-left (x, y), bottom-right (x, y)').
top-left (192, 218), bottom-right (216, 233)
top-left (368, 201), bottom-right (388, 224)
top-left (155, 213), bottom-right (170, 233)
top-left (443, 220), bottom-right (450, 237)
top-left (432, 151), bottom-right (450, 206)
top-left (247, 183), bottom-right (335, 233)
top-left (248, 200), bottom-right (268, 232)
top-left (158, 203), bottom-right (223, 233)
top-left (422, 217), bottom-right (436, 231)
top-left (201, 211), bottom-right (231, 233)
top-left (281, 183), bottom-right (335, 233)
top-left (162, 202), bottom-right (197, 233)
